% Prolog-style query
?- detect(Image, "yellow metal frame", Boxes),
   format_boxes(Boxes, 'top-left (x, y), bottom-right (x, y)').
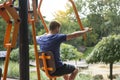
top-left (0, 6), bottom-right (12, 48)
top-left (38, 0), bottom-right (49, 33)
top-left (27, 1), bottom-right (41, 80)
top-left (30, 1), bottom-right (57, 80)
top-left (4, 2), bottom-right (20, 48)
top-left (39, 53), bottom-right (57, 80)
top-left (31, 19), bottom-right (41, 80)
top-left (0, 0), bottom-right (87, 80)
top-left (32, 0), bottom-right (38, 22)
top-left (69, 0), bottom-right (86, 40)
top-left (0, 1), bottom-right (20, 80)
top-left (37, 0), bottom-right (87, 79)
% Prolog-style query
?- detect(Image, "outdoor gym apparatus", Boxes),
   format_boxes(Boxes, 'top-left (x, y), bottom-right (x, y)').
top-left (0, 0), bottom-right (20, 80)
top-left (0, 0), bottom-right (86, 80)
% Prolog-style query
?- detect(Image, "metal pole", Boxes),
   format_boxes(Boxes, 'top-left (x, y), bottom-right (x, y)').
top-left (19, 0), bottom-right (29, 80)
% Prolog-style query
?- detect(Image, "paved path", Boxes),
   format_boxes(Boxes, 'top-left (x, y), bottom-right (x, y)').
top-left (80, 63), bottom-right (120, 80)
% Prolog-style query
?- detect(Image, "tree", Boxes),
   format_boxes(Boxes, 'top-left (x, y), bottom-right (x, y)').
top-left (0, 1), bottom-right (7, 50)
top-left (0, 18), bottom-right (7, 50)
top-left (86, 35), bottom-right (120, 80)
top-left (86, 0), bottom-right (120, 37)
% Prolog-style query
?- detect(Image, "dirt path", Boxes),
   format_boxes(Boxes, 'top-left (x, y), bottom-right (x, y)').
top-left (80, 63), bottom-right (120, 80)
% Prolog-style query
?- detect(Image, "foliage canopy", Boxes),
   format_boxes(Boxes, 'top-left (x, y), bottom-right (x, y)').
top-left (86, 35), bottom-right (120, 64)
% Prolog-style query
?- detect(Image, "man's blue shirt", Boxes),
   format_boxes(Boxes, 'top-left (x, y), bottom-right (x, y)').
top-left (36, 34), bottom-right (66, 68)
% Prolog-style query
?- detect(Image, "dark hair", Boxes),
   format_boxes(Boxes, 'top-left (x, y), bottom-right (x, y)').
top-left (49, 21), bottom-right (61, 31)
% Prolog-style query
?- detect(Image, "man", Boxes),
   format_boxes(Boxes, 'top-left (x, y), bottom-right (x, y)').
top-left (36, 21), bottom-right (91, 80)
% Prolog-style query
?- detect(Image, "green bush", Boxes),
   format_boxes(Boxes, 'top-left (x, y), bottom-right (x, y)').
top-left (86, 34), bottom-right (120, 63)
top-left (10, 44), bottom-right (82, 62)
top-left (10, 48), bottom-right (19, 62)
top-left (29, 45), bottom-right (40, 60)
top-left (10, 45), bottom-right (40, 62)
top-left (60, 43), bottom-right (83, 61)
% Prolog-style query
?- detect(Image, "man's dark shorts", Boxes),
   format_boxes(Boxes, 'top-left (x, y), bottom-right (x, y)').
top-left (51, 64), bottom-right (75, 76)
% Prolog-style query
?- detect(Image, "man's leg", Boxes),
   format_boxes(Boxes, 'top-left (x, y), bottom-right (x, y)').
top-left (0, 68), bottom-right (2, 80)
top-left (63, 74), bottom-right (69, 80)
top-left (69, 68), bottom-right (78, 80)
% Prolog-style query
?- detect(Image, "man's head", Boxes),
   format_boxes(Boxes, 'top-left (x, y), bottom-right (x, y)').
top-left (49, 21), bottom-right (61, 33)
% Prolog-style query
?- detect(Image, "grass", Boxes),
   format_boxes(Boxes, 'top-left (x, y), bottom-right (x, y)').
top-left (0, 61), bottom-right (91, 80)
top-left (75, 73), bottom-right (92, 80)
top-left (0, 60), bottom-right (105, 80)
top-left (0, 61), bottom-right (19, 79)
top-left (30, 70), bottom-right (63, 80)
top-left (7, 61), bottom-right (19, 78)
top-left (30, 70), bottom-right (92, 80)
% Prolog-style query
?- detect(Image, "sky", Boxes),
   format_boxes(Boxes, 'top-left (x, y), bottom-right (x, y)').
top-left (40, 0), bottom-right (68, 21)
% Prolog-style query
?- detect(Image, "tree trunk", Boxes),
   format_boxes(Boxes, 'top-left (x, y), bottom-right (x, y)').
top-left (19, 0), bottom-right (29, 80)
top-left (109, 63), bottom-right (113, 80)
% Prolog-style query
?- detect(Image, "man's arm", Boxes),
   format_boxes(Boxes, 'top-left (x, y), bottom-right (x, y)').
top-left (66, 27), bottom-right (92, 41)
